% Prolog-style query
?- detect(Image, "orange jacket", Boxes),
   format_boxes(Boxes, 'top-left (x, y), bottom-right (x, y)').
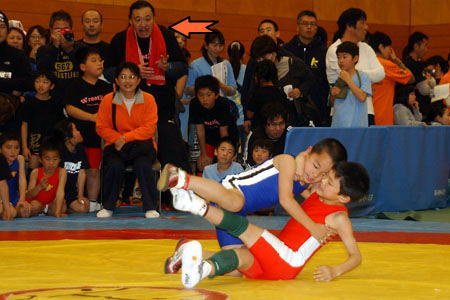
top-left (96, 90), bottom-right (158, 149)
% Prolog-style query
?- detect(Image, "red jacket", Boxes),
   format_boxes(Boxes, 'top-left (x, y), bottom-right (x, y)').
top-left (96, 90), bottom-right (158, 149)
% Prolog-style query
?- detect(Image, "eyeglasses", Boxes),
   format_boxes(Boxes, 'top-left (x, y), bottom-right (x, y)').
top-left (298, 21), bottom-right (317, 27)
top-left (30, 35), bottom-right (42, 40)
top-left (119, 74), bottom-right (137, 80)
top-left (266, 121), bottom-right (286, 128)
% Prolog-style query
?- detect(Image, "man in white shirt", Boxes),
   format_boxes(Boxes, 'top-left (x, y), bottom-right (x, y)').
top-left (326, 8), bottom-right (385, 125)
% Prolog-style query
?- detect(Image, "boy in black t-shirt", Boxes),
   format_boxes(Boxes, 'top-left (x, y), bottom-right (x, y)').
top-left (65, 47), bottom-right (112, 211)
top-left (54, 120), bottom-right (90, 213)
top-left (189, 75), bottom-right (237, 171)
top-left (21, 71), bottom-right (65, 169)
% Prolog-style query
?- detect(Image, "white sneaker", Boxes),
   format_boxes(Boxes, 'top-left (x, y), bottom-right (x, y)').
top-left (181, 240), bottom-right (211, 288)
top-left (89, 201), bottom-right (101, 212)
top-left (145, 210), bottom-right (160, 218)
top-left (96, 209), bottom-right (113, 218)
top-left (170, 188), bottom-right (208, 216)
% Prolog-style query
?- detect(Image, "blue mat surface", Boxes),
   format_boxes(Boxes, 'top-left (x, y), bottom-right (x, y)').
top-left (1, 207), bottom-right (449, 233)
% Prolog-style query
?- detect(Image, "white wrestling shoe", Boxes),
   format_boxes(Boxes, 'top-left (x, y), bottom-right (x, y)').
top-left (164, 238), bottom-right (191, 274)
top-left (157, 164), bottom-right (188, 191)
top-left (181, 240), bottom-right (211, 288)
top-left (170, 188), bottom-right (208, 216)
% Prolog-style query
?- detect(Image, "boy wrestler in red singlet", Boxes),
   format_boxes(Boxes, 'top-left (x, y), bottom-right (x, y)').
top-left (167, 161), bottom-right (369, 288)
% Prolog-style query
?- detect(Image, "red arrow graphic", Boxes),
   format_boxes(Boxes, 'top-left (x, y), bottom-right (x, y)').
top-left (169, 16), bottom-right (218, 38)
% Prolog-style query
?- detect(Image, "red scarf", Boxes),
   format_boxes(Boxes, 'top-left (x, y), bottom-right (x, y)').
top-left (125, 24), bottom-right (166, 85)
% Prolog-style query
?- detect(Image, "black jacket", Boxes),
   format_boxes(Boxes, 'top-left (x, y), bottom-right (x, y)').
top-left (283, 36), bottom-right (330, 123)
top-left (0, 41), bottom-right (32, 93)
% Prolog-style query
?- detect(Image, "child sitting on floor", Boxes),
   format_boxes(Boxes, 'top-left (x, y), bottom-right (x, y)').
top-left (246, 138), bottom-right (273, 170)
top-left (203, 137), bottom-right (243, 183)
top-left (53, 119), bottom-right (90, 213)
top-left (25, 141), bottom-right (67, 217)
top-left (0, 133), bottom-right (29, 218)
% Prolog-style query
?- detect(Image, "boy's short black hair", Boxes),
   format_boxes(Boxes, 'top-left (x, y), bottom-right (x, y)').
top-left (258, 19), bottom-right (279, 32)
top-left (368, 31), bottom-right (392, 54)
top-left (334, 161), bottom-right (370, 202)
top-left (215, 136), bottom-right (237, 155)
top-left (255, 59), bottom-right (278, 85)
top-left (297, 10), bottom-right (317, 22)
top-left (425, 101), bottom-right (448, 123)
top-left (336, 41), bottom-right (359, 58)
top-left (250, 35), bottom-right (278, 59)
top-left (129, 0), bottom-right (155, 19)
top-left (33, 70), bottom-right (56, 85)
top-left (252, 139), bottom-right (273, 155)
top-left (195, 75), bottom-right (220, 95)
top-left (311, 138), bottom-right (347, 164)
top-left (39, 140), bottom-right (60, 157)
top-left (0, 132), bottom-right (20, 147)
top-left (76, 46), bottom-right (102, 66)
top-left (49, 10), bottom-right (73, 29)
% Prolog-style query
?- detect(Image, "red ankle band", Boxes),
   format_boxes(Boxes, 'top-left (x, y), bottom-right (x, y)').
top-left (183, 174), bottom-right (191, 190)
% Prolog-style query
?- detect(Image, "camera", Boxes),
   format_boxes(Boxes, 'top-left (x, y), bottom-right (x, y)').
top-left (59, 28), bottom-right (74, 42)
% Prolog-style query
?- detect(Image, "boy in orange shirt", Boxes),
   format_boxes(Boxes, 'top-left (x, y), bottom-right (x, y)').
top-left (369, 31), bottom-right (414, 125)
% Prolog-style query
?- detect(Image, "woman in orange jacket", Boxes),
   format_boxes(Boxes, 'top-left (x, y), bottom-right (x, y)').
top-left (96, 62), bottom-right (159, 218)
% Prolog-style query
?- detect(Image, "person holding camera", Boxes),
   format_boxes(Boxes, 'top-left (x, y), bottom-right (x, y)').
top-left (37, 10), bottom-right (84, 98)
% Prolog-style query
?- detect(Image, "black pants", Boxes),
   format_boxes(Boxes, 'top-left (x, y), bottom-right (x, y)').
top-left (101, 145), bottom-right (158, 211)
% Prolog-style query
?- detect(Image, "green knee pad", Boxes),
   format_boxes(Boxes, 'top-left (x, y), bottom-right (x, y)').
top-left (217, 209), bottom-right (249, 237)
top-left (208, 249), bottom-right (239, 278)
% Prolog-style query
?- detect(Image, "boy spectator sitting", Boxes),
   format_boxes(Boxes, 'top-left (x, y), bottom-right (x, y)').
top-left (189, 75), bottom-right (238, 172)
top-left (25, 142), bottom-right (67, 218)
top-left (37, 10), bottom-right (84, 98)
top-left (54, 120), bottom-right (90, 213)
top-left (330, 42), bottom-right (371, 127)
top-left (203, 137), bottom-right (243, 183)
top-left (246, 138), bottom-right (273, 170)
top-left (21, 71), bottom-right (65, 169)
top-left (0, 133), bottom-right (29, 219)
top-left (65, 47), bottom-right (112, 211)
top-left (368, 31), bottom-right (414, 125)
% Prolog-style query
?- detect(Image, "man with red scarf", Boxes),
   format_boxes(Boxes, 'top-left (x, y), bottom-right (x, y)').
top-left (110, 1), bottom-right (191, 174)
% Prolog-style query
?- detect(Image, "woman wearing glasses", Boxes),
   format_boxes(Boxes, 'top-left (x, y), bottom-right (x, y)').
top-left (96, 61), bottom-right (159, 219)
